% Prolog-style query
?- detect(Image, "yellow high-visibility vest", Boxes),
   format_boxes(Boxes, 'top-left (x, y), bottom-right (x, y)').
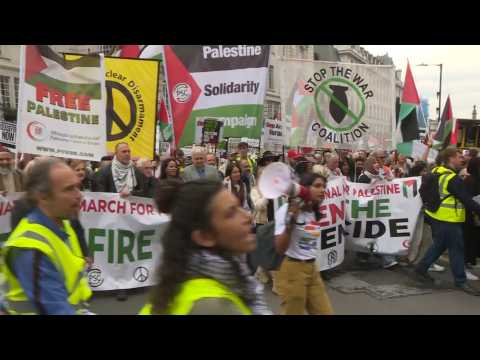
top-left (425, 166), bottom-right (466, 223)
top-left (236, 155), bottom-right (256, 173)
top-left (139, 278), bottom-right (252, 315)
top-left (3, 217), bottom-right (92, 315)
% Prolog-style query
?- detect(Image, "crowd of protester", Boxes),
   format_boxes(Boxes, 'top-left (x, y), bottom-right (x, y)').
top-left (3, 138), bottom-right (480, 314)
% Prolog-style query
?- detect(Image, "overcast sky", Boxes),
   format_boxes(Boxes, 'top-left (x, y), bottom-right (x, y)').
top-left (362, 45), bottom-right (480, 120)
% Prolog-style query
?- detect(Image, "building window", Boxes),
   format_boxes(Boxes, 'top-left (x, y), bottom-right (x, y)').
top-left (0, 75), bottom-right (11, 109)
top-left (99, 45), bottom-right (115, 55)
top-left (264, 100), bottom-right (281, 120)
top-left (14, 77), bottom-right (19, 108)
top-left (268, 65), bottom-right (274, 90)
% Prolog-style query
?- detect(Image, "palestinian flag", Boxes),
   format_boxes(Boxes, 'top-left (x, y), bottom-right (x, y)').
top-left (396, 62), bottom-right (420, 156)
top-left (162, 45), bottom-right (201, 148)
top-left (118, 45), bottom-right (142, 58)
top-left (139, 45), bottom-right (173, 143)
top-left (25, 45), bottom-right (102, 99)
top-left (434, 96), bottom-right (455, 149)
top-left (287, 80), bottom-right (314, 146)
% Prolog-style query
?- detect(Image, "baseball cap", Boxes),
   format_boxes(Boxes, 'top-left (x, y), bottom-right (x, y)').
top-left (287, 149), bottom-right (301, 159)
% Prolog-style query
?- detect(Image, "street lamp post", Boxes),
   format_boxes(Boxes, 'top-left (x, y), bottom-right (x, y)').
top-left (417, 63), bottom-right (443, 133)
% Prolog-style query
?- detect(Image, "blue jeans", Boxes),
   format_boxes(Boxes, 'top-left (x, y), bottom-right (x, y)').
top-left (416, 218), bottom-right (466, 286)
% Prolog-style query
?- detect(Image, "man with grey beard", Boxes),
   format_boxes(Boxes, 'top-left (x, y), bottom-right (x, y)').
top-left (0, 145), bottom-right (24, 195)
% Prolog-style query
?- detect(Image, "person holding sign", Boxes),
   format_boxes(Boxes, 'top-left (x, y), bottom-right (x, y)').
top-left (274, 173), bottom-right (334, 315)
top-left (139, 179), bottom-right (271, 315)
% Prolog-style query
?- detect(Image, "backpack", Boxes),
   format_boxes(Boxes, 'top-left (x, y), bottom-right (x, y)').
top-left (419, 171), bottom-right (452, 212)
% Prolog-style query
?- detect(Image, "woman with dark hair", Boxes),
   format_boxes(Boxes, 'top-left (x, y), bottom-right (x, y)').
top-left (464, 157), bottom-right (480, 271)
top-left (223, 162), bottom-right (252, 212)
top-left (339, 160), bottom-right (353, 181)
top-left (274, 173), bottom-right (334, 315)
top-left (139, 179), bottom-right (272, 315)
top-left (160, 158), bottom-right (181, 180)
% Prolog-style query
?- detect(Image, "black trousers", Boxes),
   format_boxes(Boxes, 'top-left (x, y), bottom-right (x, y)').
top-left (464, 222), bottom-right (479, 265)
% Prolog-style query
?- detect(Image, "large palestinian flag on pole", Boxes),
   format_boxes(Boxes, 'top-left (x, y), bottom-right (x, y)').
top-left (396, 62), bottom-right (421, 156)
top-left (162, 45), bottom-right (270, 148)
top-left (434, 96), bottom-right (455, 150)
top-left (138, 45), bottom-right (174, 144)
top-left (16, 45), bottom-right (107, 160)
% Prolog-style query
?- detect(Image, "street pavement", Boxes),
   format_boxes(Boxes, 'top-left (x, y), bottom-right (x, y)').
top-left (89, 252), bottom-right (480, 315)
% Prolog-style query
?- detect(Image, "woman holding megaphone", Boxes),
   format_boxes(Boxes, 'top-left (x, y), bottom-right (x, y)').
top-left (273, 173), bottom-right (334, 315)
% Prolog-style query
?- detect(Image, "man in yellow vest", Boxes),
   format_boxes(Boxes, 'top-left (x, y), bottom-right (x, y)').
top-left (415, 147), bottom-right (480, 296)
top-left (236, 141), bottom-right (256, 174)
top-left (1, 157), bottom-right (92, 314)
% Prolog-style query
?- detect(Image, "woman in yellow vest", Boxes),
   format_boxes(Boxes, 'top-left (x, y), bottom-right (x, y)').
top-left (140, 179), bottom-right (272, 315)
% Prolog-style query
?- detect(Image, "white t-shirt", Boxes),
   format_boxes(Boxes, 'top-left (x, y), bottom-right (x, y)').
top-left (274, 204), bottom-right (319, 260)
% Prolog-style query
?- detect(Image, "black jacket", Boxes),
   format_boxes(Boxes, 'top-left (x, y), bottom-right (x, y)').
top-left (447, 174), bottom-right (480, 217)
top-left (94, 164), bottom-right (149, 197)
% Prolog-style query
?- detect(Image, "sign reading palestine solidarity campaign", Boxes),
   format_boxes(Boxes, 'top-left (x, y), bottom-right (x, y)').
top-left (16, 45), bottom-right (107, 161)
top-left (162, 45), bottom-right (270, 147)
top-left (279, 60), bottom-right (396, 150)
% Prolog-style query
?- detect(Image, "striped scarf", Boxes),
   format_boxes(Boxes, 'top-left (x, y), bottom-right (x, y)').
top-left (186, 249), bottom-right (272, 315)
top-left (111, 157), bottom-right (137, 193)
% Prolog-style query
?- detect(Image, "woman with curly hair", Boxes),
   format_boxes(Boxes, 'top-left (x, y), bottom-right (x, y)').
top-left (139, 179), bottom-right (272, 315)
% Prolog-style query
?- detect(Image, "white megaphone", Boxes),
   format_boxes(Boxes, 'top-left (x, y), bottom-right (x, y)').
top-left (258, 162), bottom-right (310, 201)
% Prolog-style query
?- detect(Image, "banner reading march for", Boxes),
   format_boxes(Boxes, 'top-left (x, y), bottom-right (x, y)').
top-left (162, 45), bottom-right (270, 147)
top-left (79, 193), bottom-right (169, 291)
top-left (16, 45), bottom-right (107, 161)
top-left (0, 193), bottom-right (169, 291)
top-left (279, 59), bottom-right (396, 151)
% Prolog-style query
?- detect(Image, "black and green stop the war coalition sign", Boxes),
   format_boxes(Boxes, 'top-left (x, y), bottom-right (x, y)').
top-left (304, 66), bottom-right (375, 145)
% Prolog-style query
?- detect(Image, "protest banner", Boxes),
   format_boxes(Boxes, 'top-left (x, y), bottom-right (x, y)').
top-left (80, 193), bottom-right (168, 290)
top-left (0, 120), bottom-right (16, 148)
top-left (162, 45), bottom-right (270, 148)
top-left (16, 45), bottom-right (107, 161)
top-left (342, 176), bottom-right (423, 255)
top-left (278, 59), bottom-right (396, 151)
top-left (314, 176), bottom-right (347, 271)
top-left (0, 192), bottom-right (169, 291)
top-left (262, 118), bottom-right (285, 153)
top-left (103, 57), bottom-right (159, 159)
top-left (65, 54), bottom-right (160, 159)
top-left (0, 192), bottom-right (22, 243)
